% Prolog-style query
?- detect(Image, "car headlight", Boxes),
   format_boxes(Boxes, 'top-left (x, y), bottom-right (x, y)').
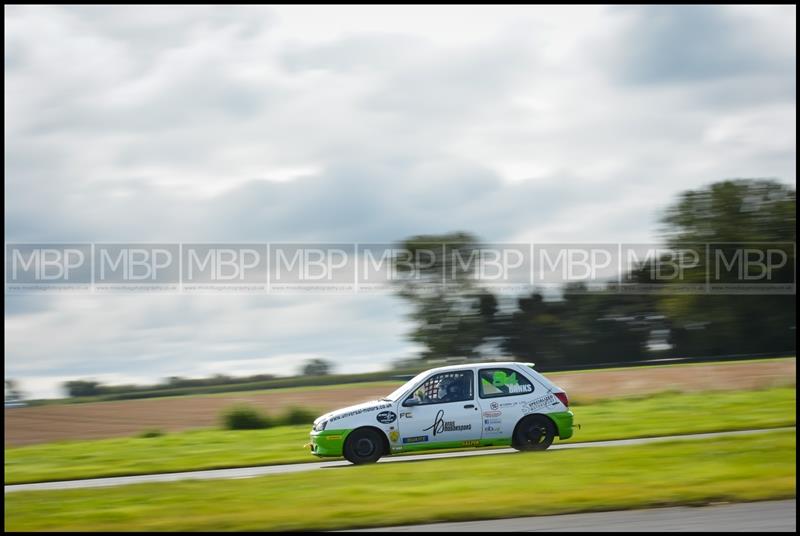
top-left (313, 420), bottom-right (328, 432)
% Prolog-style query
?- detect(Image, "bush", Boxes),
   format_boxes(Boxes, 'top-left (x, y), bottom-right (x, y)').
top-left (138, 429), bottom-right (165, 438)
top-left (279, 406), bottom-right (318, 425)
top-left (221, 405), bottom-right (273, 430)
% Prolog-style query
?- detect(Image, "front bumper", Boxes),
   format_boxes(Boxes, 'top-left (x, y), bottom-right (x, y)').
top-left (309, 429), bottom-right (350, 457)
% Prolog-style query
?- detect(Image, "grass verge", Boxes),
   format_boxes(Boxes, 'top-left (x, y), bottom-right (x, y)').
top-left (4, 431), bottom-right (795, 531)
top-left (5, 387), bottom-right (795, 485)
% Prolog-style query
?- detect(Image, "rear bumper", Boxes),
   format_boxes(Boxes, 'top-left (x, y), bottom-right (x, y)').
top-left (549, 410), bottom-right (574, 440)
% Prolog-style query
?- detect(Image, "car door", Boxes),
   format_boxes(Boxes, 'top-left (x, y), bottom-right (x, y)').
top-left (397, 369), bottom-right (482, 449)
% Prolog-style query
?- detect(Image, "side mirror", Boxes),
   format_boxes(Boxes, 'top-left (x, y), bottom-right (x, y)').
top-left (403, 397), bottom-right (420, 407)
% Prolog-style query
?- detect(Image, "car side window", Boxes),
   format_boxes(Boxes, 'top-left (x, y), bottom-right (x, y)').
top-left (478, 368), bottom-right (534, 398)
top-left (405, 371), bottom-right (474, 406)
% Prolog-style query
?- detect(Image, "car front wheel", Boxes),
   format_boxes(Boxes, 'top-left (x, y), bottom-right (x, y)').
top-left (513, 415), bottom-right (556, 451)
top-left (343, 428), bottom-right (384, 464)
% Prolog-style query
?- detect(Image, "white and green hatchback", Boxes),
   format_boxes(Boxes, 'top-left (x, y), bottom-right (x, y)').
top-left (309, 362), bottom-right (574, 464)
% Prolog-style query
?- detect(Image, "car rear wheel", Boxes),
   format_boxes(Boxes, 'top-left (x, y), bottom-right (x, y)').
top-left (343, 428), bottom-right (384, 465)
top-left (513, 415), bottom-right (555, 451)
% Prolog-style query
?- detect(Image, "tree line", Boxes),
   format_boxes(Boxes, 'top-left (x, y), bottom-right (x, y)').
top-left (393, 179), bottom-right (796, 369)
top-left (62, 360), bottom-right (333, 398)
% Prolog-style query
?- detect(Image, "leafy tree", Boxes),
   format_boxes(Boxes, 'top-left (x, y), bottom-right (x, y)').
top-left (64, 380), bottom-right (102, 397)
top-left (658, 179), bottom-right (795, 356)
top-left (393, 232), bottom-right (499, 360)
top-left (503, 286), bottom-right (657, 369)
top-left (302, 358), bottom-right (333, 376)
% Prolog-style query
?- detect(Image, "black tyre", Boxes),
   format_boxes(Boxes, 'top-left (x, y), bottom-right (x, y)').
top-left (513, 415), bottom-right (556, 451)
top-left (343, 428), bottom-right (384, 465)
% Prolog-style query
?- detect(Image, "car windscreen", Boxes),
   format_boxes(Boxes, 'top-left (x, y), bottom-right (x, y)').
top-left (383, 371), bottom-right (428, 401)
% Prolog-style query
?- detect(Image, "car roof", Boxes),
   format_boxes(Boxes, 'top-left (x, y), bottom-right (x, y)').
top-left (420, 361), bottom-right (535, 375)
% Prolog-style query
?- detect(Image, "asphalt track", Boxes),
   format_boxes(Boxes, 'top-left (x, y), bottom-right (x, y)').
top-left (5, 427), bottom-right (794, 494)
top-left (347, 500), bottom-right (797, 532)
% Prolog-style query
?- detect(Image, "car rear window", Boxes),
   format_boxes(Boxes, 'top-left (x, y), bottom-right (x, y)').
top-left (478, 368), bottom-right (534, 398)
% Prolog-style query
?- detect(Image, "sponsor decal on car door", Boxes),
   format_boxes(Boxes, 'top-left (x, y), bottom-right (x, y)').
top-left (399, 402), bottom-right (481, 445)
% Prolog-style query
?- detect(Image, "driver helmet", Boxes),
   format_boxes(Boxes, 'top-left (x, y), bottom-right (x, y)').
top-left (437, 377), bottom-right (464, 400)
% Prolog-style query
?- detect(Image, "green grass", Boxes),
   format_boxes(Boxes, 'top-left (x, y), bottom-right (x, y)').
top-left (565, 387), bottom-right (796, 441)
top-left (4, 426), bottom-right (315, 485)
top-left (5, 387), bottom-right (795, 485)
top-left (5, 431), bottom-right (795, 532)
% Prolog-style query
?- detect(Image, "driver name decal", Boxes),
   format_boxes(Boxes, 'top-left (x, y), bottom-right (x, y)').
top-left (422, 409), bottom-right (472, 436)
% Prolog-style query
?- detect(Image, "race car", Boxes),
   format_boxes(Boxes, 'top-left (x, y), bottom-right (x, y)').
top-left (309, 362), bottom-right (574, 464)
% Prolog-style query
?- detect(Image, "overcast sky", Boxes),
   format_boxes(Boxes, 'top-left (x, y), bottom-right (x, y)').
top-left (5, 5), bottom-right (796, 398)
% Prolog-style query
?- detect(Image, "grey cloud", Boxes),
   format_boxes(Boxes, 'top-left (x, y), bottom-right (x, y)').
top-left (614, 5), bottom-right (794, 85)
top-left (5, 296), bottom-right (54, 317)
top-left (5, 154), bottom-right (625, 244)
